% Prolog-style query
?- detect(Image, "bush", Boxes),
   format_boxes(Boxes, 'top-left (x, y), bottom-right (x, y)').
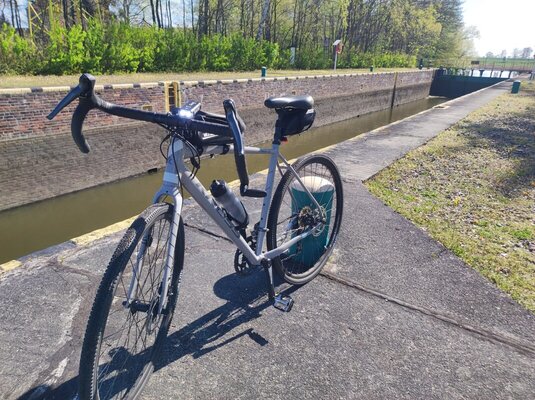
top-left (101, 23), bottom-right (140, 73)
top-left (0, 23), bottom-right (40, 74)
top-left (82, 19), bottom-right (106, 74)
top-left (0, 20), bottom-right (417, 75)
top-left (154, 29), bottom-right (193, 72)
top-left (338, 51), bottom-right (416, 69)
top-left (44, 24), bottom-right (87, 74)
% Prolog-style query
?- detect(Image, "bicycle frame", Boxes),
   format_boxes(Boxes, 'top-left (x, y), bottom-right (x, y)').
top-left (126, 137), bottom-right (324, 313)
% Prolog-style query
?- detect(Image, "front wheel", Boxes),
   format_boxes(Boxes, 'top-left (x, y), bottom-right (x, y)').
top-left (78, 203), bottom-right (185, 400)
top-left (267, 154), bottom-right (343, 285)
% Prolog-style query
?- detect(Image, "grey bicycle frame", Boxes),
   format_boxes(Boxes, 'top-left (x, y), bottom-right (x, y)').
top-left (126, 137), bottom-right (323, 313)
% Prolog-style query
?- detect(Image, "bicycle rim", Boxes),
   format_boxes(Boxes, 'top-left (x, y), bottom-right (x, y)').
top-left (268, 155), bottom-right (343, 284)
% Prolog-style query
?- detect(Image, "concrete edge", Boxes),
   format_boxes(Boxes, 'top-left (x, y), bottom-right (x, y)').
top-left (0, 78), bottom-right (506, 275)
top-left (70, 216), bottom-right (137, 246)
top-left (0, 260), bottom-right (22, 273)
top-left (355, 79), bottom-right (509, 146)
top-left (0, 70), bottom-right (428, 94)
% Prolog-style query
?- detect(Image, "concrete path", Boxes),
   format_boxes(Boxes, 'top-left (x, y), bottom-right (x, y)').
top-left (2, 81), bottom-right (534, 400)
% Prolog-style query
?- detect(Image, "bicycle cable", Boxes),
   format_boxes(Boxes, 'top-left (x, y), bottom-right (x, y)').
top-left (171, 135), bottom-right (185, 200)
top-left (159, 132), bottom-right (171, 161)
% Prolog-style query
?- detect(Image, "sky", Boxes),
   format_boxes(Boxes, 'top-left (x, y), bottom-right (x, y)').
top-left (463, 0), bottom-right (535, 57)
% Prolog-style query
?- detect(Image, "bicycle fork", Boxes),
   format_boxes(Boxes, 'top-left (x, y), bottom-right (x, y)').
top-left (123, 185), bottom-right (183, 319)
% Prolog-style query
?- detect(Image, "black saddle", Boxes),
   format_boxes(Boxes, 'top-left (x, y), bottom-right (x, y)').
top-left (264, 95), bottom-right (314, 110)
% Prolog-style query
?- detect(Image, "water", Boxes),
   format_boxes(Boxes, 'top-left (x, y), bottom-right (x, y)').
top-left (0, 97), bottom-right (446, 263)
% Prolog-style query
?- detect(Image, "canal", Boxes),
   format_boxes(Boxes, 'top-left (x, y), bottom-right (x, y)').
top-left (0, 96), bottom-right (446, 264)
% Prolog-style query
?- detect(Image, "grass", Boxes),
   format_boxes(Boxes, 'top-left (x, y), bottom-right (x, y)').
top-left (366, 80), bottom-right (535, 312)
top-left (0, 68), bottom-right (418, 88)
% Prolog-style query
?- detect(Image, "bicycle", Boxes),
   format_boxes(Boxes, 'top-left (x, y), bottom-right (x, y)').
top-left (48, 73), bottom-right (344, 400)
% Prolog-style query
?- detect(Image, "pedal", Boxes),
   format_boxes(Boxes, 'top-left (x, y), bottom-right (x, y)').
top-left (273, 294), bottom-right (294, 312)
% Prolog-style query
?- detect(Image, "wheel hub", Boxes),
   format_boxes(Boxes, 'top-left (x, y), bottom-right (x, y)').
top-left (298, 206), bottom-right (325, 236)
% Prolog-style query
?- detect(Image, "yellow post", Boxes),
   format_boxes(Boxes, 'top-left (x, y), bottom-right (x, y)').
top-left (164, 82), bottom-right (171, 112)
top-left (164, 82), bottom-right (181, 112)
top-left (172, 81), bottom-right (181, 107)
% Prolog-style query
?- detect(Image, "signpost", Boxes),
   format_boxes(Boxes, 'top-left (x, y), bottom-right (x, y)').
top-left (333, 40), bottom-right (342, 71)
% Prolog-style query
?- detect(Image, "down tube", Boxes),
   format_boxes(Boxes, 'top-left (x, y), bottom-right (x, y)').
top-left (177, 166), bottom-right (261, 266)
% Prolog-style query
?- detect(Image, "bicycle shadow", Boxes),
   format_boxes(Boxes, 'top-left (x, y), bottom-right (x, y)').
top-left (18, 271), bottom-right (298, 400)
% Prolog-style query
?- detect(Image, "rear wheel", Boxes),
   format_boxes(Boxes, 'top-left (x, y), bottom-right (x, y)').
top-left (79, 203), bottom-right (185, 400)
top-left (267, 154), bottom-right (343, 285)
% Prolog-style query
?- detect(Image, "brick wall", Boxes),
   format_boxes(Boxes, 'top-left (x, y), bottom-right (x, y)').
top-left (0, 84), bottom-right (165, 141)
top-left (0, 70), bottom-right (433, 211)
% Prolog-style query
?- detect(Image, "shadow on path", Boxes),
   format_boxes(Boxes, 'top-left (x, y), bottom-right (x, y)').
top-left (18, 271), bottom-right (297, 400)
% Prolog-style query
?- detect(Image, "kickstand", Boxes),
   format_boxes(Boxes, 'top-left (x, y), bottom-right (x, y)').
top-left (262, 260), bottom-right (294, 312)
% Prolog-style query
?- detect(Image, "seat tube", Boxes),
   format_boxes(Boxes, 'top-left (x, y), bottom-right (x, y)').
top-left (255, 143), bottom-right (280, 256)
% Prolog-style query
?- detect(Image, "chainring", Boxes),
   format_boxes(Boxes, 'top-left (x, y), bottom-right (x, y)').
top-left (234, 236), bottom-right (257, 276)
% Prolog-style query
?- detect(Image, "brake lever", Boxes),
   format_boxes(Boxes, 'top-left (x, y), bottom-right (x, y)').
top-left (46, 73), bottom-right (96, 120)
top-left (47, 85), bottom-right (82, 120)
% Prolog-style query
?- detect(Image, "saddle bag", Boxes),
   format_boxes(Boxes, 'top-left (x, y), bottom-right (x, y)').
top-left (278, 108), bottom-right (316, 136)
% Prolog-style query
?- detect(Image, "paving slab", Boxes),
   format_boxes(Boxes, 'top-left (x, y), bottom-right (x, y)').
top-left (322, 183), bottom-right (535, 347)
top-left (14, 213), bottom-right (535, 400)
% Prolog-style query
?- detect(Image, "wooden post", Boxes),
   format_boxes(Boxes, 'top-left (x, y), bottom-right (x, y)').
top-left (164, 82), bottom-right (170, 112)
top-left (164, 82), bottom-right (181, 112)
top-left (173, 82), bottom-right (181, 107)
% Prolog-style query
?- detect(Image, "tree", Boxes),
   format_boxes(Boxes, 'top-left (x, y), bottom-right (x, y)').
top-left (0, 0), bottom-right (483, 73)
top-left (485, 51), bottom-right (494, 58)
top-left (521, 47), bottom-right (533, 59)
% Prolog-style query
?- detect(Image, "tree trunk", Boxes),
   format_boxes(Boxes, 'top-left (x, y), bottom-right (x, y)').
top-left (256, 0), bottom-right (270, 40)
top-left (182, 0), bottom-right (186, 31)
top-left (62, 0), bottom-right (70, 27)
top-left (155, 0), bottom-right (162, 28)
top-left (190, 0), bottom-right (195, 35)
top-left (149, 0), bottom-right (157, 25)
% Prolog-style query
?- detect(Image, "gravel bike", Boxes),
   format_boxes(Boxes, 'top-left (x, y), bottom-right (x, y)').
top-left (48, 73), bottom-right (343, 400)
